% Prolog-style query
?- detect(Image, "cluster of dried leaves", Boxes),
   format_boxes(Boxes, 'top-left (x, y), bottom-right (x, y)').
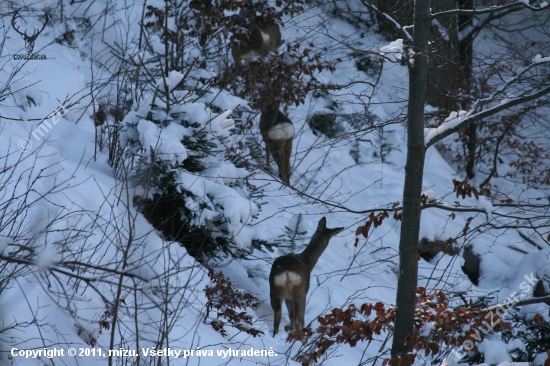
top-left (143, 0), bottom-right (340, 110)
top-left (452, 178), bottom-right (491, 200)
top-left (204, 270), bottom-right (264, 337)
top-left (440, 110), bottom-right (550, 189)
top-left (286, 302), bottom-right (395, 365)
top-left (191, 0), bottom-right (340, 109)
top-left (355, 210), bottom-right (391, 245)
top-left (219, 46), bottom-right (340, 109)
top-left (287, 288), bottom-right (514, 365)
top-left (189, 0), bottom-right (306, 43)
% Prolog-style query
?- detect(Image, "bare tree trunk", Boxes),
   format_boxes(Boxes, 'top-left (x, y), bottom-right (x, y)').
top-left (465, 122), bottom-right (477, 178)
top-left (426, 0), bottom-right (461, 109)
top-left (459, 0), bottom-right (477, 178)
top-left (390, 0), bottom-right (430, 362)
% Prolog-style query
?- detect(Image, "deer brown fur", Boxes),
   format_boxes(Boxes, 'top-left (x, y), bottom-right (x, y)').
top-left (231, 2), bottom-right (283, 63)
top-left (259, 108), bottom-right (294, 185)
top-left (269, 217), bottom-right (344, 336)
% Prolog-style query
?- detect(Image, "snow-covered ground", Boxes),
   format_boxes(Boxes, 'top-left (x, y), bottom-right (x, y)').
top-left (1, 1), bottom-right (549, 365)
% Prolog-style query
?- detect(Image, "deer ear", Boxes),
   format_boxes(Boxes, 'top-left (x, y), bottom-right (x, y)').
top-left (318, 217), bottom-right (327, 229)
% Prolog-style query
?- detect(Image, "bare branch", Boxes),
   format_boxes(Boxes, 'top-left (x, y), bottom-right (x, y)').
top-left (359, 0), bottom-right (413, 41)
top-left (425, 84), bottom-right (550, 147)
top-left (431, 1), bottom-right (549, 18)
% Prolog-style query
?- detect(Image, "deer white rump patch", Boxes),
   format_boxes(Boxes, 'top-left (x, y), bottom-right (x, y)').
top-left (268, 122), bottom-right (294, 141)
top-left (261, 31), bottom-right (271, 43)
top-left (273, 271), bottom-right (302, 287)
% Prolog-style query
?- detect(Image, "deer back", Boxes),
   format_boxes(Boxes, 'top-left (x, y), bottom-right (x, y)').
top-left (260, 109), bottom-right (294, 184)
top-left (259, 109), bottom-right (293, 141)
top-left (269, 254), bottom-right (310, 293)
top-left (232, 2), bottom-right (282, 63)
top-left (255, 19), bottom-right (282, 55)
top-left (231, 24), bottom-right (265, 63)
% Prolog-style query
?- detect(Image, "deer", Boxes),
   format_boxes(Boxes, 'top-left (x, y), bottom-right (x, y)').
top-left (259, 108), bottom-right (294, 185)
top-left (269, 217), bottom-right (344, 336)
top-left (231, 1), bottom-right (283, 64)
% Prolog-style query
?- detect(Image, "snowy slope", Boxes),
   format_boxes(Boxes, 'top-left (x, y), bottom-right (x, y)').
top-left (1, 1), bottom-right (549, 366)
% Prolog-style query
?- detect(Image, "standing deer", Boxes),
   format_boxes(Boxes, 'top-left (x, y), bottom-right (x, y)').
top-left (260, 108), bottom-right (294, 185)
top-left (231, 2), bottom-right (283, 63)
top-left (269, 217), bottom-right (344, 336)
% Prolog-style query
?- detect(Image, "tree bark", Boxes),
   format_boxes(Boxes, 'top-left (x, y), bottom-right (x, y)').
top-left (465, 122), bottom-right (477, 178)
top-left (426, 0), bottom-right (461, 109)
top-left (459, 0), bottom-right (477, 179)
top-left (390, 0), bottom-right (430, 362)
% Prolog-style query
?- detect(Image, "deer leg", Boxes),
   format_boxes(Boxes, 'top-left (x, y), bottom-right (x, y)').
top-left (291, 290), bottom-right (306, 331)
top-left (284, 296), bottom-right (294, 329)
top-left (264, 141), bottom-right (271, 172)
top-left (271, 294), bottom-right (282, 336)
top-left (272, 140), bottom-right (288, 184)
top-left (283, 138), bottom-right (293, 185)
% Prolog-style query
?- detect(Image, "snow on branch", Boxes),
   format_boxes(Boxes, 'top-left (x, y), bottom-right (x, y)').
top-left (424, 110), bottom-right (466, 146)
top-left (534, 54), bottom-right (550, 63)
top-left (360, 0), bottom-right (412, 41)
top-left (424, 57), bottom-right (550, 147)
top-left (380, 39), bottom-right (405, 63)
top-left (431, 0), bottom-right (549, 18)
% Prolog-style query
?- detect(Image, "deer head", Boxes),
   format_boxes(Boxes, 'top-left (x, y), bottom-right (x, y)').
top-left (12, 10), bottom-right (49, 54)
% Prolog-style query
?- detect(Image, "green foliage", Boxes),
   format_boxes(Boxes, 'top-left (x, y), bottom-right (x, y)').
top-left (137, 182), bottom-right (230, 259)
top-left (501, 313), bottom-right (550, 363)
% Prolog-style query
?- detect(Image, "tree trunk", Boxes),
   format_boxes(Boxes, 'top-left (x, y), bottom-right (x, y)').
top-left (390, 0), bottom-right (430, 362)
top-left (459, 0), bottom-right (477, 178)
top-left (465, 122), bottom-right (477, 179)
top-left (426, 0), bottom-right (461, 109)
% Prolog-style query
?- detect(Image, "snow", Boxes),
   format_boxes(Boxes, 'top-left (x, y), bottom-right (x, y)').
top-left (477, 337), bottom-right (513, 364)
top-left (380, 39), bottom-right (404, 62)
top-left (441, 359), bottom-right (469, 366)
top-left (422, 189), bottom-right (437, 202)
top-left (476, 195), bottom-right (494, 218)
top-left (533, 54), bottom-right (550, 63)
top-left (137, 119), bottom-right (189, 164)
top-left (424, 110), bottom-right (467, 146)
top-left (0, 1), bottom-right (549, 366)
top-left (419, 321), bottom-right (436, 336)
top-left (9, 80), bottom-right (43, 110)
top-left (157, 70), bottom-right (184, 92)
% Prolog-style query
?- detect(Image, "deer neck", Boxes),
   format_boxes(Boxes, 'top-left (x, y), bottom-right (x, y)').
top-left (299, 232), bottom-right (328, 273)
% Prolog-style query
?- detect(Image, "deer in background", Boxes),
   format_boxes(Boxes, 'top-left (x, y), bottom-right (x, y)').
top-left (231, 1), bottom-right (283, 63)
top-left (260, 108), bottom-right (294, 185)
top-left (269, 217), bottom-right (344, 336)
